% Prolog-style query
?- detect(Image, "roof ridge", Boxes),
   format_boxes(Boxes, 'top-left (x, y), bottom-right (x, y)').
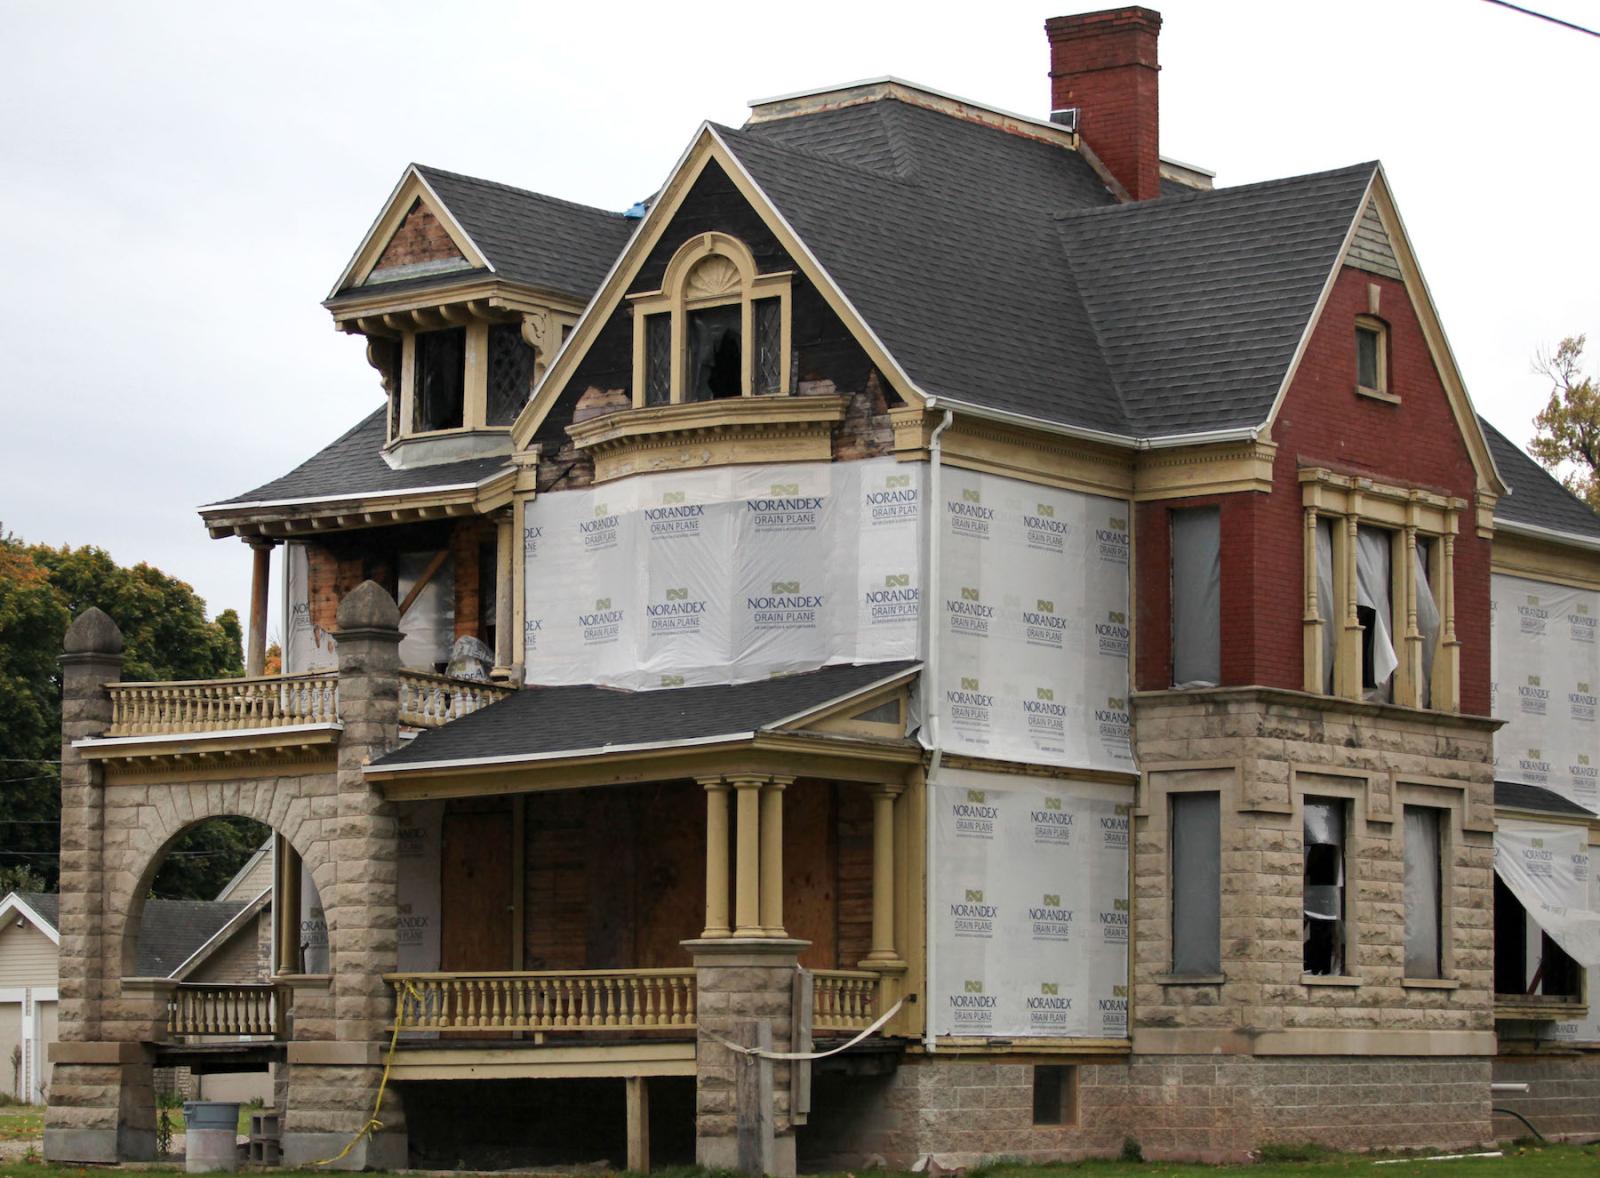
top-left (413, 163), bottom-right (629, 221)
top-left (1054, 228), bottom-right (1131, 431)
top-left (1053, 160), bottom-right (1379, 222)
top-left (717, 122), bottom-right (920, 188)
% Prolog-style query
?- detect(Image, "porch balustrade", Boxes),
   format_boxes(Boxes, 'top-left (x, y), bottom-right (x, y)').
top-left (167, 983), bottom-right (284, 1039)
top-left (812, 969), bottom-right (881, 1032)
top-left (106, 672), bottom-right (338, 736)
top-left (386, 969), bottom-right (697, 1033)
top-left (398, 671), bottom-right (515, 727)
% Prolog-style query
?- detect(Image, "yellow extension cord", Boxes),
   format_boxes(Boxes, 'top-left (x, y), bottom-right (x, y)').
top-left (308, 980), bottom-right (421, 1168)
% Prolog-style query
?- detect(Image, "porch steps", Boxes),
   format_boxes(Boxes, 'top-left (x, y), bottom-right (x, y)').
top-left (246, 1111), bottom-right (282, 1166)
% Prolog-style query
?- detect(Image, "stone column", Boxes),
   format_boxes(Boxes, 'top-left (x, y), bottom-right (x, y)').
top-left (732, 778), bottom-right (763, 937)
top-left (280, 582), bottom-right (407, 1170)
top-left (758, 777), bottom-right (789, 937)
top-left (701, 778), bottom-right (731, 939)
top-left (683, 936), bottom-right (810, 1177)
top-left (246, 538), bottom-right (275, 677)
top-left (46, 609), bottom-right (158, 1164)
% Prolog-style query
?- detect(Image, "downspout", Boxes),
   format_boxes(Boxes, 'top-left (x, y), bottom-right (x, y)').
top-left (922, 404), bottom-right (953, 1054)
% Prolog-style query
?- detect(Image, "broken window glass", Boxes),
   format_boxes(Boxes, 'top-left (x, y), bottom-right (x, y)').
top-left (687, 305), bottom-right (741, 401)
top-left (486, 323), bottom-right (538, 425)
top-left (645, 313), bottom-right (671, 405)
top-left (1302, 798), bottom-right (1346, 975)
top-left (1171, 791), bottom-right (1221, 976)
top-left (1402, 806), bottom-right (1443, 979)
top-left (1355, 526), bottom-right (1397, 701)
top-left (413, 328), bottom-right (467, 432)
top-left (1415, 538), bottom-right (1440, 708)
top-left (1316, 518), bottom-right (1335, 693)
top-left (1170, 506), bottom-right (1221, 687)
top-left (755, 298), bottom-right (783, 394)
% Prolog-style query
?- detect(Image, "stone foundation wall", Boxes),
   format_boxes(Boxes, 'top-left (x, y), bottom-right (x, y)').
top-left (798, 1053), bottom-right (1495, 1168)
top-left (1491, 1054), bottom-right (1600, 1142)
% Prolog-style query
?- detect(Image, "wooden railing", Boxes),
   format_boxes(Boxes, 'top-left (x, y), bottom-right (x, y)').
top-left (167, 983), bottom-right (284, 1039)
top-left (107, 673), bottom-right (338, 736)
top-left (812, 969), bottom-right (880, 1032)
top-left (398, 672), bottom-right (515, 728)
top-left (386, 969), bottom-right (697, 1033)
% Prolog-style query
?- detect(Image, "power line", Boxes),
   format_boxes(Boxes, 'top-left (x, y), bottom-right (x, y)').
top-left (0, 757), bottom-right (62, 764)
top-left (0, 773), bottom-right (59, 784)
top-left (1482, 0), bottom-right (1600, 38)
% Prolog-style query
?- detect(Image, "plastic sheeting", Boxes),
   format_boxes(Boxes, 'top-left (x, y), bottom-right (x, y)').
top-left (1402, 808), bottom-right (1442, 979)
top-left (1491, 573), bottom-right (1600, 814)
top-left (1170, 792), bottom-right (1221, 976)
top-left (1316, 520), bottom-right (1335, 693)
top-left (1356, 527), bottom-right (1398, 701)
top-left (1302, 799), bottom-right (1345, 975)
top-left (283, 542), bottom-right (337, 674)
top-left (1170, 507), bottom-right (1221, 687)
top-left (395, 801), bottom-right (443, 973)
top-left (1493, 819), bottom-right (1600, 969)
top-left (522, 457), bottom-right (923, 690)
top-left (931, 769), bottom-right (1129, 1038)
top-left (297, 861), bottom-right (329, 974)
top-left (398, 552), bottom-right (455, 671)
top-left (1415, 544), bottom-right (1440, 710)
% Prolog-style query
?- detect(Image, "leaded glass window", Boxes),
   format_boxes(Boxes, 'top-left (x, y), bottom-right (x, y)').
top-left (486, 323), bottom-right (538, 425)
top-left (755, 298), bottom-right (782, 394)
top-left (645, 313), bottom-right (671, 406)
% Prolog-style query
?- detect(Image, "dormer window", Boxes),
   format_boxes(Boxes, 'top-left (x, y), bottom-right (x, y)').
top-left (487, 323), bottom-right (539, 425)
top-left (631, 232), bottom-right (791, 407)
top-left (413, 327), bottom-right (466, 433)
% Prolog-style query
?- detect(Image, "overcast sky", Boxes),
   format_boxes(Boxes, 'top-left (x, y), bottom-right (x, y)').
top-left (2, 0), bottom-right (1596, 636)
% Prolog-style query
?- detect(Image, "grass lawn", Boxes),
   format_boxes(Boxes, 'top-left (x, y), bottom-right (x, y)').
top-left (0, 1141), bottom-right (1591, 1178)
top-left (0, 1105), bottom-right (43, 1142)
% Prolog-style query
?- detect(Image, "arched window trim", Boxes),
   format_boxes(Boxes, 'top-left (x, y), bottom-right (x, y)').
top-left (629, 232), bottom-right (793, 406)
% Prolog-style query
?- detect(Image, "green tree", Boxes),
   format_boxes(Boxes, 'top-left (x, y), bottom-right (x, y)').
top-left (0, 532), bottom-right (261, 896)
top-left (1530, 335), bottom-right (1600, 511)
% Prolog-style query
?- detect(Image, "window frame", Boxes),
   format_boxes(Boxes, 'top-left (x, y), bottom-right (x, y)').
top-left (1400, 803), bottom-right (1447, 982)
top-left (1169, 504), bottom-right (1222, 688)
top-left (1300, 469), bottom-right (1464, 711)
top-left (628, 232), bottom-right (793, 407)
top-left (1168, 789), bottom-right (1222, 979)
top-left (410, 325), bottom-right (470, 435)
top-left (1301, 795), bottom-right (1351, 977)
top-left (1355, 314), bottom-right (1395, 403)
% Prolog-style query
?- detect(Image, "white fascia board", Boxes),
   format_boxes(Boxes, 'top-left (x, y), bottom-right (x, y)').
top-left (169, 887), bottom-right (272, 981)
top-left (73, 722), bottom-right (342, 750)
top-left (761, 664), bottom-right (923, 731)
top-left (326, 164), bottom-right (496, 300)
top-left (215, 841), bottom-right (272, 903)
top-left (0, 893), bottom-right (59, 945)
top-left (197, 469), bottom-right (510, 515)
top-left (926, 395), bottom-right (1261, 451)
top-left (364, 731), bottom-right (757, 777)
top-left (1495, 519), bottom-right (1600, 554)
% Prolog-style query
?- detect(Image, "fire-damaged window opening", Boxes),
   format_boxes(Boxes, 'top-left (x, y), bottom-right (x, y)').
top-left (1170, 791), bottom-right (1221, 976)
top-left (1355, 525), bottom-right (1397, 702)
top-left (1493, 876), bottom-right (1582, 999)
top-left (486, 323), bottom-right (538, 426)
top-left (1032, 1064), bottom-right (1077, 1126)
top-left (1402, 805), bottom-right (1444, 980)
top-left (644, 313), bottom-right (671, 405)
top-left (414, 327), bottom-right (467, 433)
top-left (1170, 505), bottom-right (1221, 687)
top-left (1302, 797), bottom-right (1347, 975)
top-left (687, 305), bottom-right (741, 400)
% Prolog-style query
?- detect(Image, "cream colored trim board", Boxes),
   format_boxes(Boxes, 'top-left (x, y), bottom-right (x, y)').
top-left (0, 893), bottom-right (60, 945)
top-left (329, 165), bottom-right (493, 298)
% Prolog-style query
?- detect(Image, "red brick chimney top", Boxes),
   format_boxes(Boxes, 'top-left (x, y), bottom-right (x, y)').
top-left (1046, 7), bottom-right (1163, 201)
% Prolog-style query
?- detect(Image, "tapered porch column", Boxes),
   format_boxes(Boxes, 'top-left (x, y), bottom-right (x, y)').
top-left (732, 777), bottom-right (763, 937)
top-left (863, 784), bottom-right (904, 962)
top-left (493, 511), bottom-right (515, 677)
top-left (700, 777), bottom-right (731, 938)
top-left (246, 538), bottom-right (276, 676)
top-left (759, 777), bottom-right (792, 937)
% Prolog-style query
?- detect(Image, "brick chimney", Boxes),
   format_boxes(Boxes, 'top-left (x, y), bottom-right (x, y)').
top-left (1046, 7), bottom-right (1162, 201)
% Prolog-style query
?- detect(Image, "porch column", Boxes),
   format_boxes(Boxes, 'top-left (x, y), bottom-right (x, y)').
top-left (493, 511), bottom-right (515, 677)
top-left (733, 777), bottom-right (763, 937)
top-left (701, 777), bottom-right (731, 938)
top-left (863, 784), bottom-right (903, 962)
top-left (246, 538), bottom-right (275, 677)
top-left (759, 777), bottom-right (791, 937)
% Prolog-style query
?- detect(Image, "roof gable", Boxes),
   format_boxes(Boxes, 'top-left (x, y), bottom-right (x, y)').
top-left (331, 165), bottom-right (491, 296)
top-left (368, 197), bottom-right (471, 283)
top-left (1481, 416), bottom-right (1600, 545)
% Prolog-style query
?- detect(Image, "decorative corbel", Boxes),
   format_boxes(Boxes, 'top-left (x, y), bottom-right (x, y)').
top-left (365, 336), bottom-right (401, 400)
top-left (521, 309), bottom-right (563, 382)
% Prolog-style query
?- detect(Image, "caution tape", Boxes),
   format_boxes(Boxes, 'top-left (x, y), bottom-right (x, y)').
top-left (308, 980), bottom-right (422, 1167)
top-left (702, 997), bottom-right (903, 1062)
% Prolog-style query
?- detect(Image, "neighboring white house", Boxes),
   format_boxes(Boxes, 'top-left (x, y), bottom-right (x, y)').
top-left (1, 852), bottom-right (275, 1105)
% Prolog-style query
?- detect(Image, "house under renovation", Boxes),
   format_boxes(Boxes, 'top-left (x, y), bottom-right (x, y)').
top-left (46, 6), bottom-right (1600, 1170)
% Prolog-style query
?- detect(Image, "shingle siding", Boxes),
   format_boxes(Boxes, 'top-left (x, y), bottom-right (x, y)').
top-left (1346, 201), bottom-right (1402, 281)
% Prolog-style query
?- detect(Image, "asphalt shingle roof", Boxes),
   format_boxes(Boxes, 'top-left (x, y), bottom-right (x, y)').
top-left (209, 409), bottom-right (512, 509)
top-left (1494, 781), bottom-right (1597, 819)
top-left (373, 660), bottom-right (919, 769)
top-left (10, 892), bottom-right (247, 978)
top-left (407, 166), bottom-right (636, 303)
top-left (1480, 416), bottom-right (1600, 543)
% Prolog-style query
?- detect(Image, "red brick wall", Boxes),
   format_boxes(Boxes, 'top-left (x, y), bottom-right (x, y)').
top-left (1136, 266), bottom-right (1491, 714)
top-left (370, 198), bottom-right (462, 274)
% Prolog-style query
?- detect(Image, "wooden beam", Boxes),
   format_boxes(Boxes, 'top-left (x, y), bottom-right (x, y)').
top-left (397, 549), bottom-right (451, 619)
top-left (625, 1076), bottom-right (650, 1173)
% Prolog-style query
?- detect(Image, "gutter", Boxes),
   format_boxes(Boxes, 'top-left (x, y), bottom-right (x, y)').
top-left (923, 394), bottom-right (1262, 451)
top-left (1495, 519), bottom-right (1600, 555)
top-left (922, 404), bottom-right (953, 1054)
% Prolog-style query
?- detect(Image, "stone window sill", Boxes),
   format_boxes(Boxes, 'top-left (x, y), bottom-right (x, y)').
top-left (1302, 973), bottom-right (1362, 987)
top-left (1155, 973), bottom-right (1225, 986)
top-left (1401, 976), bottom-right (1460, 990)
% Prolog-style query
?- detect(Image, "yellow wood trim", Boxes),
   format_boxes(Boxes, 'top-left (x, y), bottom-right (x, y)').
top-left (202, 474), bottom-right (514, 540)
top-left (513, 133), bottom-right (924, 450)
top-left (791, 681), bottom-right (909, 740)
top-left (1132, 436), bottom-right (1278, 500)
top-left (1492, 531), bottom-right (1600, 591)
top-left (385, 1041), bottom-right (697, 1081)
top-left (1354, 313), bottom-right (1393, 401)
top-left (890, 408), bottom-right (1133, 499)
top-left (329, 278), bottom-right (587, 334)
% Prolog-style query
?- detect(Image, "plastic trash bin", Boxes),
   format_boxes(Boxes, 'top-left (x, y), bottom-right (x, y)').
top-left (183, 1101), bottom-right (241, 1173)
